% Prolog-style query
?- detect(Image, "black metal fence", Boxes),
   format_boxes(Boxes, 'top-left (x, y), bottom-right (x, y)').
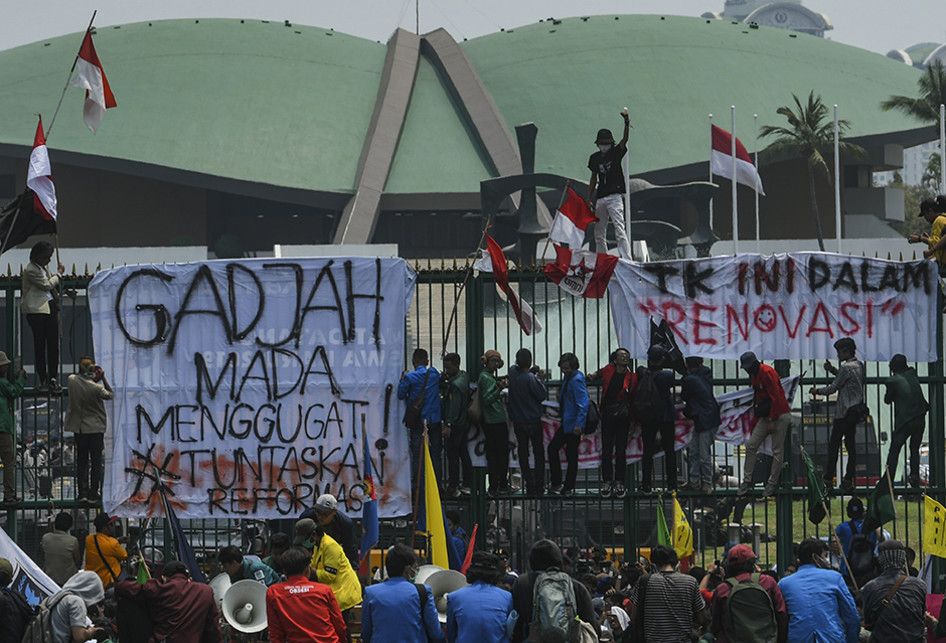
top-left (0, 263), bottom-right (943, 589)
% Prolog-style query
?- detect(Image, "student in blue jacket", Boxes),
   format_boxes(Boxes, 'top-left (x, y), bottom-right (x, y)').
top-left (547, 353), bottom-right (589, 496)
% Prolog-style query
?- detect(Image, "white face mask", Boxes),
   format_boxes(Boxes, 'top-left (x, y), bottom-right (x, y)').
top-left (598, 144), bottom-right (612, 154)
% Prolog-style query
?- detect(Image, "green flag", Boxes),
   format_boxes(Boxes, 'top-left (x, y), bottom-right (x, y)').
top-left (864, 476), bottom-right (896, 532)
top-left (136, 558), bottom-right (151, 584)
top-left (656, 500), bottom-right (671, 548)
top-left (802, 447), bottom-right (829, 524)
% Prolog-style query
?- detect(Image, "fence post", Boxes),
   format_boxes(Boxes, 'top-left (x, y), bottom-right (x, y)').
top-left (931, 288), bottom-right (945, 592)
top-left (775, 430), bottom-right (794, 573)
top-left (4, 284), bottom-right (14, 537)
top-left (623, 462), bottom-right (637, 564)
top-left (465, 274), bottom-right (488, 541)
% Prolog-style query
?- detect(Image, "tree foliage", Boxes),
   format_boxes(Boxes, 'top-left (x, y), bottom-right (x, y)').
top-left (882, 61), bottom-right (946, 125)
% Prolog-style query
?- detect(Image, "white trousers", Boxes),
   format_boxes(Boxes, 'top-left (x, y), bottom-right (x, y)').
top-left (593, 194), bottom-right (631, 259)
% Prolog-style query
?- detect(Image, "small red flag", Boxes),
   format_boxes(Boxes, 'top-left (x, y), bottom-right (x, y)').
top-left (460, 523), bottom-right (478, 575)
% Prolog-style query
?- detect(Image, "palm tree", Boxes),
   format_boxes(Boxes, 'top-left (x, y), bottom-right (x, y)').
top-left (882, 61), bottom-right (946, 124)
top-left (760, 92), bottom-right (864, 251)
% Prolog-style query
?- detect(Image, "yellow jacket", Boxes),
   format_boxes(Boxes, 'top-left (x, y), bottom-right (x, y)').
top-left (309, 532), bottom-right (362, 610)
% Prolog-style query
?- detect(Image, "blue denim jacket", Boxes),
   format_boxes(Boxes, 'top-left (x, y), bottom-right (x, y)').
top-left (397, 365), bottom-right (442, 424)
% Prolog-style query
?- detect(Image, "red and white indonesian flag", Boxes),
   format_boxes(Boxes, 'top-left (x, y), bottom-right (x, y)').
top-left (543, 244), bottom-right (618, 299)
top-left (69, 30), bottom-right (117, 132)
top-left (27, 118), bottom-right (57, 221)
top-left (711, 124), bottom-right (765, 195)
top-left (549, 186), bottom-right (597, 248)
top-left (474, 234), bottom-right (541, 335)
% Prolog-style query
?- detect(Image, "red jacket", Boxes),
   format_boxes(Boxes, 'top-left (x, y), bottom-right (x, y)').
top-left (114, 574), bottom-right (221, 643)
top-left (750, 363), bottom-right (791, 419)
top-left (596, 364), bottom-right (637, 407)
top-left (266, 576), bottom-right (347, 643)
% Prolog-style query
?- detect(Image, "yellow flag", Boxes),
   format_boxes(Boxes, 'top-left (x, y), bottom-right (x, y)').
top-left (672, 494), bottom-right (694, 560)
top-left (924, 496), bottom-right (946, 559)
top-left (423, 437), bottom-right (449, 568)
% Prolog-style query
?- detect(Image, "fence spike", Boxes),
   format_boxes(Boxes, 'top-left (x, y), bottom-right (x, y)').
top-left (96, 263), bottom-right (101, 272)
top-left (5, 264), bottom-right (9, 277)
top-left (84, 263), bottom-right (89, 275)
top-left (886, 253), bottom-right (890, 260)
top-left (71, 263), bottom-right (76, 274)
top-left (913, 251), bottom-right (917, 260)
top-left (899, 252), bottom-right (903, 261)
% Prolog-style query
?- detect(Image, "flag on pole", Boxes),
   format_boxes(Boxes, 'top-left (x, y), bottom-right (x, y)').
top-left (359, 431), bottom-right (380, 571)
top-left (474, 234), bottom-right (541, 335)
top-left (656, 500), bottom-right (671, 549)
top-left (0, 526), bottom-right (59, 606)
top-left (417, 435), bottom-right (450, 568)
top-left (801, 446), bottom-right (829, 524)
top-left (544, 244), bottom-right (618, 299)
top-left (460, 523), bottom-right (478, 575)
top-left (159, 486), bottom-right (206, 583)
top-left (863, 476), bottom-right (897, 532)
top-left (0, 191), bottom-right (57, 255)
top-left (27, 117), bottom-right (57, 221)
top-left (711, 124), bottom-right (765, 195)
top-left (135, 558), bottom-right (151, 584)
top-left (924, 496), bottom-right (946, 559)
top-left (549, 186), bottom-right (597, 248)
top-left (70, 29), bottom-right (117, 132)
top-left (671, 494), bottom-right (694, 559)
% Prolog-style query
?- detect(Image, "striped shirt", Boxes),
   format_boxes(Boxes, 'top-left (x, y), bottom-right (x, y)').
top-left (630, 571), bottom-right (705, 643)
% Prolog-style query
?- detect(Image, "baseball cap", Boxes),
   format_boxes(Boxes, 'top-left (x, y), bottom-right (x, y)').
top-left (314, 494), bottom-right (338, 513)
top-left (727, 544), bottom-right (757, 566)
top-left (293, 518), bottom-right (317, 546)
top-left (739, 351), bottom-right (758, 370)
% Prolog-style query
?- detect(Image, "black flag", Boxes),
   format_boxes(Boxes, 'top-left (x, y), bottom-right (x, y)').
top-left (0, 190), bottom-right (56, 255)
top-left (650, 318), bottom-right (687, 375)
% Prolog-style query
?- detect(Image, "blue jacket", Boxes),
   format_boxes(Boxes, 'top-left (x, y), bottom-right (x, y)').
top-left (506, 366), bottom-right (547, 423)
top-left (834, 519), bottom-right (879, 577)
top-left (681, 366), bottom-right (720, 433)
top-left (398, 365), bottom-right (443, 424)
top-left (559, 371), bottom-right (589, 434)
top-left (362, 577), bottom-right (445, 643)
top-left (446, 582), bottom-right (513, 643)
top-left (778, 564), bottom-right (859, 643)
top-left (448, 526), bottom-right (468, 571)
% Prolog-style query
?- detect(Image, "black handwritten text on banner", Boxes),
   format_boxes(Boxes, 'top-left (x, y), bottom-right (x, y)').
top-left (608, 253), bottom-right (937, 361)
top-left (89, 258), bottom-right (416, 519)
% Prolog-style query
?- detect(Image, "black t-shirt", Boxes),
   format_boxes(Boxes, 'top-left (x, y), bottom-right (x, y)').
top-left (587, 143), bottom-right (628, 198)
top-left (603, 373), bottom-right (625, 406)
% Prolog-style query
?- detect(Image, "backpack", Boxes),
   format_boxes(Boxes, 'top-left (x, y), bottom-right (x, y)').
top-left (529, 569), bottom-right (580, 642)
top-left (21, 590), bottom-right (71, 643)
top-left (631, 367), bottom-right (660, 424)
top-left (724, 573), bottom-right (777, 643)
top-left (3, 587), bottom-right (35, 643)
top-left (848, 521), bottom-right (879, 587)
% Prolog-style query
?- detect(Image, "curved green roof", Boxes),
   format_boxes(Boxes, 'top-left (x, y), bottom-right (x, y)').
top-left (462, 14), bottom-right (925, 177)
top-left (0, 15), bottom-right (927, 196)
top-left (0, 19), bottom-right (386, 193)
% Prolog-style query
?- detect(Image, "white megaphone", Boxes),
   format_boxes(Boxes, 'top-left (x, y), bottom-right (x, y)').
top-left (427, 569), bottom-right (468, 624)
top-left (413, 564), bottom-right (445, 587)
top-left (209, 573), bottom-right (232, 609)
top-left (222, 579), bottom-right (268, 634)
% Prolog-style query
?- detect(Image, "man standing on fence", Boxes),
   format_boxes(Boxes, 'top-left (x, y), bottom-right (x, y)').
top-left (398, 348), bottom-right (443, 488)
top-left (591, 348), bottom-right (635, 499)
top-left (738, 352), bottom-right (791, 498)
top-left (810, 337), bottom-right (866, 493)
top-left (548, 353), bottom-right (588, 496)
top-left (66, 356), bottom-right (113, 504)
top-left (588, 110), bottom-right (632, 259)
top-left (681, 356), bottom-right (720, 495)
top-left (479, 350), bottom-right (511, 497)
top-left (507, 349), bottom-right (548, 496)
top-left (637, 346), bottom-right (678, 493)
top-left (441, 353), bottom-right (473, 498)
top-left (883, 353), bottom-right (928, 486)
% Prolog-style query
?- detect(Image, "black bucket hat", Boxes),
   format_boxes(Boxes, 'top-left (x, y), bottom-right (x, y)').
top-left (595, 128), bottom-right (615, 144)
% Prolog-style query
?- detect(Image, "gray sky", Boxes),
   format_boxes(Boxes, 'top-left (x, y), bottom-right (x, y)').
top-left (1, 0), bottom-right (944, 55)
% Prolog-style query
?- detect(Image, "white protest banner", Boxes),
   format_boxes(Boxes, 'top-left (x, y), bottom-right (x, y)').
top-left (90, 257), bottom-right (416, 519)
top-left (0, 527), bottom-right (60, 605)
top-left (467, 375), bottom-right (799, 468)
top-left (608, 253), bottom-right (937, 361)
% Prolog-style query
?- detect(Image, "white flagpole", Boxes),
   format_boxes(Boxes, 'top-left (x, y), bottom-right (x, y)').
top-left (731, 105), bottom-right (738, 254)
top-left (709, 113), bottom-right (714, 232)
top-left (834, 104), bottom-right (842, 253)
top-left (940, 104), bottom-right (945, 195)
top-left (753, 113), bottom-right (760, 254)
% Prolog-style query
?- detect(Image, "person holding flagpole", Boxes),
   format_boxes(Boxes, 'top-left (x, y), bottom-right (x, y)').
top-left (588, 110), bottom-right (632, 259)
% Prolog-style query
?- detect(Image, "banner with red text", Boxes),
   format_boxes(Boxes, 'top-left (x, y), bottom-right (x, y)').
top-left (90, 257), bottom-right (416, 519)
top-left (608, 253), bottom-right (937, 361)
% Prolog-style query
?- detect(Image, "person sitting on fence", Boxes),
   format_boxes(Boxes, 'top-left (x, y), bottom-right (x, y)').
top-left (810, 337), bottom-right (866, 493)
top-left (218, 545), bottom-right (280, 586)
top-left (860, 540), bottom-right (928, 642)
top-left (398, 348), bottom-right (443, 488)
top-left (681, 356), bottom-right (720, 495)
top-left (628, 545), bottom-right (707, 643)
top-left (266, 546), bottom-right (348, 643)
top-left (637, 346), bottom-right (678, 493)
top-left (478, 350), bottom-right (511, 497)
top-left (66, 356), bottom-right (113, 504)
top-left (884, 353), bottom-right (928, 487)
top-left (506, 348), bottom-right (548, 496)
top-left (738, 352), bottom-right (791, 499)
top-left (709, 544), bottom-right (787, 643)
top-left (361, 543), bottom-right (444, 643)
top-left (446, 551), bottom-right (514, 643)
top-left (590, 348), bottom-right (636, 499)
top-left (21, 240), bottom-right (64, 393)
top-left (0, 352), bottom-right (25, 505)
top-left (85, 512), bottom-right (128, 591)
top-left (548, 353), bottom-right (589, 496)
top-left (909, 197), bottom-right (946, 273)
top-left (441, 352), bottom-right (473, 498)
top-left (778, 538), bottom-right (859, 643)
top-left (42, 511), bottom-right (82, 586)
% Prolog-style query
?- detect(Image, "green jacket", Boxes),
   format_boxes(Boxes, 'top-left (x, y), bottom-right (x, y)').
top-left (884, 367), bottom-right (928, 430)
top-left (440, 370), bottom-right (471, 429)
top-left (0, 374), bottom-right (24, 435)
top-left (477, 370), bottom-right (507, 425)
